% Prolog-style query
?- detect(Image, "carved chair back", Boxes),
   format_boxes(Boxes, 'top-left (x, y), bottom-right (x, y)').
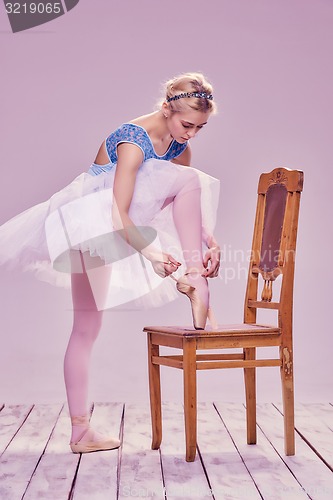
top-left (244, 168), bottom-right (304, 342)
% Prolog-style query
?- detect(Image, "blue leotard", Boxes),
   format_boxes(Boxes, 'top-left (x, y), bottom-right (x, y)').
top-left (88, 123), bottom-right (188, 176)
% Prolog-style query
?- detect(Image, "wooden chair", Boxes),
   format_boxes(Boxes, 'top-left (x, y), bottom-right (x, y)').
top-left (143, 167), bottom-right (304, 462)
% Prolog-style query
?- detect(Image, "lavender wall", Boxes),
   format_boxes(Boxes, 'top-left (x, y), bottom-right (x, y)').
top-left (0, 0), bottom-right (332, 404)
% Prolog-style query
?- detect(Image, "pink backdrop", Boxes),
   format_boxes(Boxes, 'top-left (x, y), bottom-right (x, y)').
top-left (0, 0), bottom-right (332, 403)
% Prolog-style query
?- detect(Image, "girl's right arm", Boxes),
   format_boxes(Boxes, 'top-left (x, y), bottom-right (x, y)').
top-left (111, 143), bottom-right (181, 277)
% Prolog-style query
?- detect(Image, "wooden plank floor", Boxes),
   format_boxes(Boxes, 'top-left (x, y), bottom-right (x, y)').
top-left (0, 403), bottom-right (332, 499)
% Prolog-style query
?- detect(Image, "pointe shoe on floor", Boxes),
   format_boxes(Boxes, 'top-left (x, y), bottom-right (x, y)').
top-left (70, 415), bottom-right (121, 454)
top-left (172, 268), bottom-right (210, 330)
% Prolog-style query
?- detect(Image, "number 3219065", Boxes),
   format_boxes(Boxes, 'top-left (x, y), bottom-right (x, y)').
top-left (5, 3), bottom-right (62, 14)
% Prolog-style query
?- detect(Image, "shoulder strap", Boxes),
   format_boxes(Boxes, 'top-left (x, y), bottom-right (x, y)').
top-left (106, 123), bottom-right (149, 163)
top-left (167, 140), bottom-right (188, 160)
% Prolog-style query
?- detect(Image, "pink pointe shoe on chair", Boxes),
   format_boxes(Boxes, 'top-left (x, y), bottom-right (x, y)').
top-left (171, 268), bottom-right (216, 330)
top-left (70, 415), bottom-right (121, 454)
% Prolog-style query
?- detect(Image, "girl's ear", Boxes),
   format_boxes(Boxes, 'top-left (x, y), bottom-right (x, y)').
top-left (161, 101), bottom-right (170, 119)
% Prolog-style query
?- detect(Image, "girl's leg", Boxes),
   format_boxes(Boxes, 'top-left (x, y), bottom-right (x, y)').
top-left (64, 250), bottom-right (111, 442)
top-left (171, 172), bottom-right (209, 307)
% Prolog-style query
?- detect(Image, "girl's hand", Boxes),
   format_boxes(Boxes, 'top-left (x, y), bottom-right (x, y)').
top-left (202, 245), bottom-right (220, 278)
top-left (151, 253), bottom-right (181, 278)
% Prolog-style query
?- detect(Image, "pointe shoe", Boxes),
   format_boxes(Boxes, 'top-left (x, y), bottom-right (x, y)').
top-left (70, 415), bottom-right (121, 454)
top-left (174, 269), bottom-right (209, 330)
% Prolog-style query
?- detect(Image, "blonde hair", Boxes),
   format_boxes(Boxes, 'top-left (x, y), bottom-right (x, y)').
top-left (161, 72), bottom-right (217, 114)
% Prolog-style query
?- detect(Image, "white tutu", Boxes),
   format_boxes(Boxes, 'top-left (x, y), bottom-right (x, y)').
top-left (0, 159), bottom-right (220, 310)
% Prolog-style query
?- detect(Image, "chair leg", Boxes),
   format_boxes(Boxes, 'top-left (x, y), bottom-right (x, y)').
top-left (243, 347), bottom-right (257, 444)
top-left (281, 347), bottom-right (295, 455)
top-left (147, 335), bottom-right (162, 450)
top-left (183, 338), bottom-right (197, 462)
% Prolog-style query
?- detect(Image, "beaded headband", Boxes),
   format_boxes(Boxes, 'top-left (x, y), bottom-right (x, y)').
top-left (166, 91), bottom-right (213, 103)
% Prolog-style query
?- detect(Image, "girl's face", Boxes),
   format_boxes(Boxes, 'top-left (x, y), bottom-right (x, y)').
top-left (166, 108), bottom-right (211, 143)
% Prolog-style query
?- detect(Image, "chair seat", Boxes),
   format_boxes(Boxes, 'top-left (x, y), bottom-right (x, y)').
top-left (143, 323), bottom-right (280, 337)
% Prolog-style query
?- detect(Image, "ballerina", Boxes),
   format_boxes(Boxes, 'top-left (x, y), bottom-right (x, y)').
top-left (0, 72), bottom-right (221, 453)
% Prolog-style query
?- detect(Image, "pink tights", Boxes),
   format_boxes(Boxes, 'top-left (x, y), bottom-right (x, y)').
top-left (64, 170), bottom-right (207, 438)
top-left (64, 264), bottom-right (107, 441)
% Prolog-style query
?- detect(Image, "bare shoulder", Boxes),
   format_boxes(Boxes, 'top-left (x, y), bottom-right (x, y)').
top-left (116, 142), bottom-right (144, 170)
top-left (171, 142), bottom-right (192, 166)
top-left (127, 112), bottom-right (155, 128)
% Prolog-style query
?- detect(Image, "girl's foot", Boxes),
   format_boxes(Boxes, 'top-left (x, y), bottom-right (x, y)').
top-left (70, 415), bottom-right (121, 453)
top-left (175, 268), bottom-right (209, 329)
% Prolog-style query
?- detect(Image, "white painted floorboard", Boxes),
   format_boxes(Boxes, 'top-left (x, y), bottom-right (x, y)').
top-left (0, 402), bottom-right (332, 500)
top-left (118, 404), bottom-right (164, 500)
top-left (0, 404), bottom-right (62, 499)
top-left (24, 405), bottom-right (79, 499)
top-left (160, 402), bottom-right (212, 500)
top-left (214, 402), bottom-right (309, 499)
top-left (197, 402), bottom-right (261, 499)
top-left (256, 403), bottom-right (333, 499)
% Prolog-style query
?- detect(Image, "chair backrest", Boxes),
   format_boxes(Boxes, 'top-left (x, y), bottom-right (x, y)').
top-left (244, 167), bottom-right (304, 330)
